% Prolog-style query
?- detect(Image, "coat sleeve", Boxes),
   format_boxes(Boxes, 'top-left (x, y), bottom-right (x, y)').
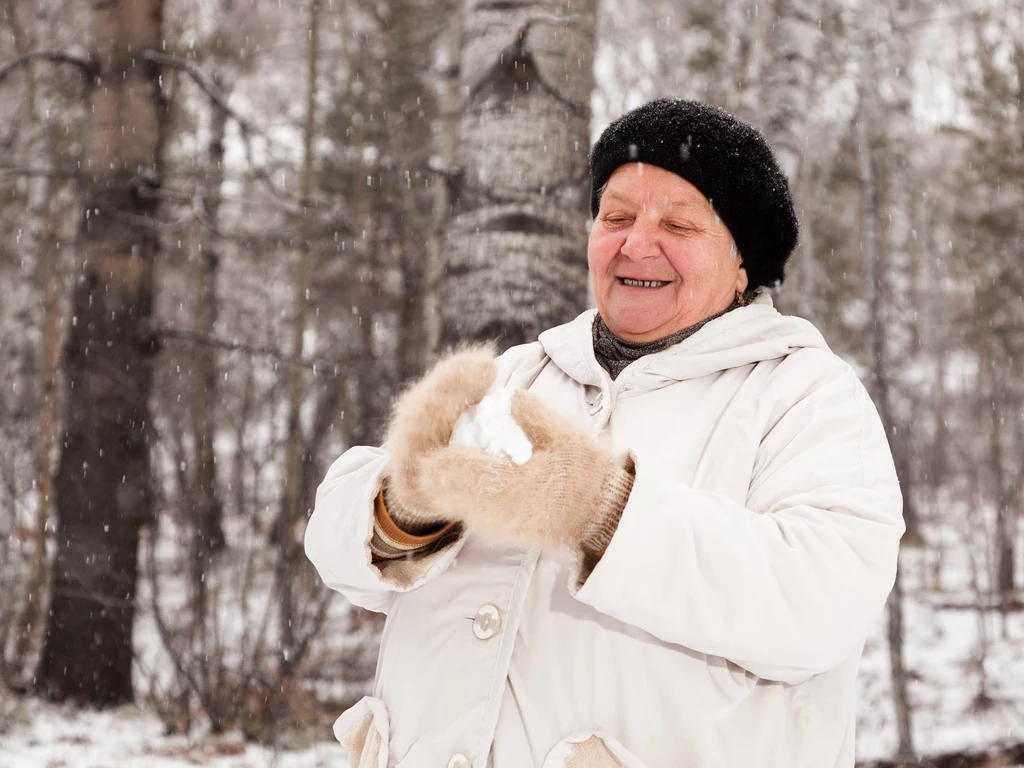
top-left (572, 356), bottom-right (905, 684)
top-left (304, 445), bottom-right (466, 613)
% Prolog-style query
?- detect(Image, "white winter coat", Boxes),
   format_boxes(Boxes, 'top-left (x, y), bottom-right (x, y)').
top-left (305, 293), bottom-right (905, 768)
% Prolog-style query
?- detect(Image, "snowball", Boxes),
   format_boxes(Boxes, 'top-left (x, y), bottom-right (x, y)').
top-left (449, 388), bottom-right (533, 465)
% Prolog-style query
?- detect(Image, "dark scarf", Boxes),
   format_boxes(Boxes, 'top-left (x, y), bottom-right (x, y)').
top-left (592, 298), bottom-right (741, 380)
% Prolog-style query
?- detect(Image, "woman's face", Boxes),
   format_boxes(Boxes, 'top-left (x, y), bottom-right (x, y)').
top-left (588, 163), bottom-right (748, 343)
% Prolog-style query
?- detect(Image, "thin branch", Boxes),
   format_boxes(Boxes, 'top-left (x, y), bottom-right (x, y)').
top-left (141, 50), bottom-right (263, 138)
top-left (100, 200), bottom-right (203, 234)
top-left (519, 13), bottom-right (583, 31)
top-left (0, 165), bottom-right (78, 182)
top-left (156, 326), bottom-right (381, 383)
top-left (142, 51), bottom-right (360, 233)
top-left (0, 49), bottom-right (95, 85)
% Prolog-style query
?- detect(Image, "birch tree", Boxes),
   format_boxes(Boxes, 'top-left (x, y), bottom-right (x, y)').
top-left (440, 2), bottom-right (597, 347)
top-left (760, 0), bottom-right (822, 182)
top-left (0, 0), bottom-right (76, 678)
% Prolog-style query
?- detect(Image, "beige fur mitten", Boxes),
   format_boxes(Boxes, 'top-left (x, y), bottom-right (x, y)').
top-left (382, 343), bottom-right (498, 533)
top-left (413, 389), bottom-right (635, 552)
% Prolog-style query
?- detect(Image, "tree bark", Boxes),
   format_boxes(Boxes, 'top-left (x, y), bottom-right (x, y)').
top-left (191, 73), bottom-right (228, 560)
top-left (34, 0), bottom-right (166, 707)
top-left (856, 80), bottom-right (916, 763)
top-left (385, 0), bottom-right (452, 382)
top-left (882, 0), bottom-right (922, 544)
top-left (183, 67), bottom-right (230, 668)
top-left (759, 0), bottom-right (820, 317)
top-left (440, 0), bottom-right (597, 348)
top-left (760, 0), bottom-right (821, 182)
top-left (991, 378), bottom-right (1020, 609)
top-left (9, 0), bottom-right (65, 672)
top-left (275, 0), bottom-right (320, 679)
top-left (424, 3), bottom-right (464, 365)
top-left (15, 177), bottom-right (61, 669)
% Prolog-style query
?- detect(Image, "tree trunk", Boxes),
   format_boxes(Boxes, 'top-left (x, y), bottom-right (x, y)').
top-left (191, 73), bottom-right (228, 561)
top-left (885, 565), bottom-right (914, 762)
top-left (991, 381), bottom-right (1018, 608)
top-left (34, 0), bottom-right (166, 707)
top-left (15, 178), bottom-right (61, 670)
top-left (760, 0), bottom-right (821, 182)
top-left (386, 0), bottom-right (451, 383)
top-left (759, 0), bottom-right (820, 317)
top-left (275, 0), bottom-right (320, 680)
top-left (424, 3), bottom-right (464, 365)
top-left (184, 69), bottom-right (230, 668)
top-left (880, 0), bottom-right (922, 544)
top-left (736, 0), bottom-right (775, 117)
top-left (856, 82), bottom-right (916, 763)
top-left (440, 1), bottom-right (597, 348)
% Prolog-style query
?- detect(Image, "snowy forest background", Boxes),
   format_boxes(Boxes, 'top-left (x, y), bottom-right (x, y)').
top-left (0, 0), bottom-right (1022, 765)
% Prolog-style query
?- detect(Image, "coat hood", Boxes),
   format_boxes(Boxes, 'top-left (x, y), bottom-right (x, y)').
top-left (537, 292), bottom-right (830, 392)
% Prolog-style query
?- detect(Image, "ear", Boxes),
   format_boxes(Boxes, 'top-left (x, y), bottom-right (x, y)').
top-left (735, 264), bottom-right (749, 294)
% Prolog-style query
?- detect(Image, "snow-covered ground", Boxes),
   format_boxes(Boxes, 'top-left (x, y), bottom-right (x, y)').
top-left (5, 592), bottom-right (1021, 766)
top-left (2, 517), bottom-right (1022, 766)
top-left (857, 597), bottom-right (1024, 761)
top-left (0, 697), bottom-right (349, 768)
top-left (856, 526), bottom-right (1024, 763)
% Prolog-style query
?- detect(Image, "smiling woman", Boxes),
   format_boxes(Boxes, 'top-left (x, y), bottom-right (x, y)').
top-left (307, 98), bottom-right (904, 768)
top-left (588, 164), bottom-right (748, 343)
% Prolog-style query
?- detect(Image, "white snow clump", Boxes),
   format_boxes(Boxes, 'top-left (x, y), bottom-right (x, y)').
top-left (449, 388), bottom-right (533, 465)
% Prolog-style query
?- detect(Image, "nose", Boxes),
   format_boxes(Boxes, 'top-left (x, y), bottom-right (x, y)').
top-left (620, 218), bottom-right (660, 261)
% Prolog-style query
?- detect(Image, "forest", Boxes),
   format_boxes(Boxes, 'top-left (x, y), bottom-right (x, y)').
top-left (0, 0), bottom-right (1022, 765)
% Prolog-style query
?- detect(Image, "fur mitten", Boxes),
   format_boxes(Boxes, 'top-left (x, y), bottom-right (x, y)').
top-left (413, 389), bottom-right (635, 552)
top-left (382, 344), bottom-right (498, 533)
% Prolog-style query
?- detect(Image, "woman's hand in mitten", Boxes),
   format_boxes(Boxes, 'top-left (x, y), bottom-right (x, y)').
top-left (383, 344), bottom-right (498, 531)
top-left (414, 389), bottom-right (635, 552)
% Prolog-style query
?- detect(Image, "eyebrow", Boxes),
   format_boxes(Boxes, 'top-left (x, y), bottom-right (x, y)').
top-left (602, 192), bottom-right (636, 206)
top-left (603, 192), bottom-right (699, 209)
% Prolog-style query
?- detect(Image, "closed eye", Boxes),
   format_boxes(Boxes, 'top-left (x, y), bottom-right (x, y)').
top-left (602, 216), bottom-right (633, 227)
top-left (665, 221), bottom-right (700, 234)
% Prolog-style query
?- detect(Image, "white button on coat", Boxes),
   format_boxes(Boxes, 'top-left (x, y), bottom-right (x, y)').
top-left (447, 753), bottom-right (472, 768)
top-left (472, 604), bottom-right (501, 640)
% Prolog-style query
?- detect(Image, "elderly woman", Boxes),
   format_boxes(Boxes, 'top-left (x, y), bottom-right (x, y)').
top-left (305, 99), bottom-right (904, 768)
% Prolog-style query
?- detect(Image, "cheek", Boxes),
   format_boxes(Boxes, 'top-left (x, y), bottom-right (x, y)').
top-left (668, 248), bottom-right (733, 285)
top-left (588, 231), bottom-right (618, 273)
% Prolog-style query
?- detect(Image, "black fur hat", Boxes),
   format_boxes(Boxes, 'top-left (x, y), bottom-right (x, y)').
top-left (589, 99), bottom-right (798, 291)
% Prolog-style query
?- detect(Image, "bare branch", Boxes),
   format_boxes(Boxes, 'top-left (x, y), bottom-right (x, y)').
top-left (141, 50), bottom-right (263, 138)
top-left (0, 49), bottom-right (95, 85)
top-left (98, 200), bottom-right (202, 234)
top-left (0, 165), bottom-right (78, 182)
top-left (141, 52), bottom-right (359, 233)
top-left (155, 326), bottom-right (381, 383)
top-left (519, 13), bottom-right (582, 31)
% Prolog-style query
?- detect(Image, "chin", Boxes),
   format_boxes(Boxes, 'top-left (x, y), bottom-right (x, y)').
top-left (605, 313), bottom-right (667, 341)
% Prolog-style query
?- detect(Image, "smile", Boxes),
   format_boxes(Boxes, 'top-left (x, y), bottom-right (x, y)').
top-left (618, 277), bottom-right (670, 288)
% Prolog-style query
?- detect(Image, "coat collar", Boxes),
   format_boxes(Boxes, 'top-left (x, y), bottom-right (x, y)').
top-left (537, 292), bottom-right (831, 392)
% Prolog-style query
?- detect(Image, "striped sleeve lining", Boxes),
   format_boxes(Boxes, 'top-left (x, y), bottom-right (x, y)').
top-left (369, 491), bottom-right (457, 561)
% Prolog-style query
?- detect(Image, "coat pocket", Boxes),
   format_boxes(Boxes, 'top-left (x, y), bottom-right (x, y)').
top-left (333, 695), bottom-right (390, 768)
top-left (543, 732), bottom-right (651, 768)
